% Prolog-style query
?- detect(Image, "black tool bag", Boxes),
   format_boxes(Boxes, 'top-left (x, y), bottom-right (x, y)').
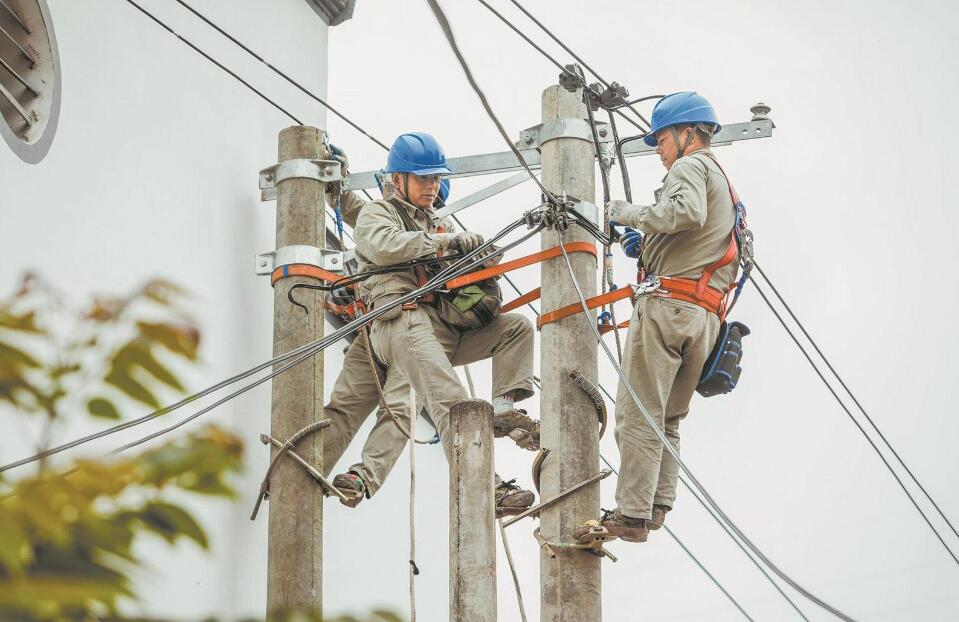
top-left (696, 321), bottom-right (750, 397)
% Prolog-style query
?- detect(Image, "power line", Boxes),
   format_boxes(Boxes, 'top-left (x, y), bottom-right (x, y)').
top-left (753, 260), bottom-right (959, 542)
top-left (172, 0), bottom-right (391, 151)
top-left (121, 0), bottom-right (302, 124)
top-left (503, 0), bottom-right (654, 128)
top-left (557, 240), bottom-right (856, 621)
top-left (472, 0), bottom-right (649, 134)
top-left (749, 274), bottom-right (959, 567)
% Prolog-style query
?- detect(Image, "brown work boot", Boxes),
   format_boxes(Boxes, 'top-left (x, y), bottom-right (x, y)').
top-left (648, 504), bottom-right (670, 531)
top-left (597, 509), bottom-right (648, 543)
top-left (493, 408), bottom-right (540, 451)
top-left (495, 478), bottom-right (535, 513)
top-left (332, 471), bottom-right (366, 508)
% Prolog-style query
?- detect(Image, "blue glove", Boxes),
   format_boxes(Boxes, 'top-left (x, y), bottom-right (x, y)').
top-left (620, 226), bottom-right (642, 259)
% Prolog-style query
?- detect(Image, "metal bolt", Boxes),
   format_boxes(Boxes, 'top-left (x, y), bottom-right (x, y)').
top-left (598, 127), bottom-right (608, 138)
top-left (258, 258), bottom-right (268, 267)
top-left (265, 174), bottom-right (274, 182)
top-left (331, 257), bottom-right (339, 264)
top-left (524, 134), bottom-right (534, 145)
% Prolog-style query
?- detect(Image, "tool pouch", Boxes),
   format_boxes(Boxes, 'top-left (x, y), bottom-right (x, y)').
top-left (437, 278), bottom-right (503, 330)
top-left (696, 321), bottom-right (750, 398)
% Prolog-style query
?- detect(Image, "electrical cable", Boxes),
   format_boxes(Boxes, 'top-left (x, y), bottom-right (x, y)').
top-left (0, 213), bottom-right (540, 472)
top-left (749, 274), bottom-right (959, 567)
top-left (597, 454), bottom-right (754, 622)
top-left (472, 0), bottom-right (648, 133)
top-left (121, 0), bottom-right (302, 124)
top-left (172, 0), bottom-right (391, 151)
top-left (425, 0), bottom-right (559, 205)
top-left (557, 239), bottom-right (856, 621)
top-left (752, 260), bottom-right (959, 542)
top-left (502, 0), bottom-right (653, 128)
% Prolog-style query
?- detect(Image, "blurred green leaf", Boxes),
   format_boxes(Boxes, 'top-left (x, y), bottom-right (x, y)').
top-left (0, 342), bottom-right (40, 369)
top-left (138, 321), bottom-right (200, 361)
top-left (87, 397), bottom-right (120, 420)
top-left (104, 369), bottom-right (160, 409)
top-left (138, 502), bottom-right (208, 549)
top-left (0, 506), bottom-right (29, 574)
top-left (0, 309), bottom-right (43, 334)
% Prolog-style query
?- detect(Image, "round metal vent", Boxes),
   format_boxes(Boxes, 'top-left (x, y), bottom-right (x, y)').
top-left (0, 0), bottom-right (60, 163)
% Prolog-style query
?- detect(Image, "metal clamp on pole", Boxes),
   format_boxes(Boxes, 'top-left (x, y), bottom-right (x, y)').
top-left (259, 158), bottom-right (342, 201)
top-left (256, 245), bottom-right (345, 287)
top-left (516, 118), bottom-right (610, 151)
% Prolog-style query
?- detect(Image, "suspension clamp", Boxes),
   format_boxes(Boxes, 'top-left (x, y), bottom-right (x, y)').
top-left (516, 118), bottom-right (610, 150)
top-left (259, 159), bottom-right (342, 202)
top-left (256, 245), bottom-right (344, 275)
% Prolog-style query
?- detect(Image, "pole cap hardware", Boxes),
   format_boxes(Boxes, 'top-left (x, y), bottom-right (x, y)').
top-left (259, 159), bottom-right (342, 202)
top-left (256, 245), bottom-right (344, 275)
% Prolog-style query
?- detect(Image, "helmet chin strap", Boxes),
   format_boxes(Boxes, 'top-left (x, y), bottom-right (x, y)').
top-left (670, 125), bottom-right (695, 160)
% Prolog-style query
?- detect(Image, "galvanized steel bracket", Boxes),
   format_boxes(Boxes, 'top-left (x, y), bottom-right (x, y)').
top-left (516, 118), bottom-right (610, 150)
top-left (255, 245), bottom-right (344, 275)
top-left (259, 159), bottom-right (342, 202)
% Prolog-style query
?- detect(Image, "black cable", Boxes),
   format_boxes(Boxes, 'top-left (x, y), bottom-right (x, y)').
top-left (597, 454), bottom-right (756, 622)
top-left (503, 0), bottom-right (653, 129)
top-left (753, 260), bottom-right (959, 542)
top-left (173, 0), bottom-right (391, 151)
top-left (121, 0), bottom-right (302, 124)
top-left (426, 0), bottom-right (559, 206)
top-left (1, 212), bottom-right (538, 473)
top-left (559, 242), bottom-right (856, 621)
top-left (472, 0), bottom-right (648, 134)
top-left (749, 275), bottom-right (959, 567)
top-left (607, 111), bottom-right (633, 203)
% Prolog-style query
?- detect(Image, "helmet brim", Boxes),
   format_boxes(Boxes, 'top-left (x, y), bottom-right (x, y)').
top-left (643, 133), bottom-right (658, 147)
top-left (383, 166), bottom-right (452, 176)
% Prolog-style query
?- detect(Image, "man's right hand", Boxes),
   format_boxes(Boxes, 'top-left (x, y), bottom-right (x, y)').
top-left (620, 226), bottom-right (642, 259)
top-left (449, 231), bottom-right (485, 254)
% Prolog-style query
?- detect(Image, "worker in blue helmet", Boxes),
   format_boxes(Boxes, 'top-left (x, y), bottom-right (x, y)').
top-left (593, 92), bottom-right (741, 543)
top-left (353, 132), bottom-right (540, 471)
top-left (319, 140), bottom-right (538, 511)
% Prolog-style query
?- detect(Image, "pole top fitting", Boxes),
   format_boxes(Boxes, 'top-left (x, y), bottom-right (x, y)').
top-left (750, 102), bottom-right (772, 121)
top-left (559, 64), bottom-right (585, 93)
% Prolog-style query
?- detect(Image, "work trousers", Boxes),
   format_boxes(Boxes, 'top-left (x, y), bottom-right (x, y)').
top-left (321, 336), bottom-right (412, 497)
top-left (369, 304), bottom-right (534, 458)
top-left (615, 295), bottom-right (720, 520)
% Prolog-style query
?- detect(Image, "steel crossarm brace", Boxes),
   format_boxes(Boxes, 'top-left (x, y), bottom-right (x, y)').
top-left (344, 119), bottom-right (774, 191)
top-left (434, 171), bottom-right (534, 219)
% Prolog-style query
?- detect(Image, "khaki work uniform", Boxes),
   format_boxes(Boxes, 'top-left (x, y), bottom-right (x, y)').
top-left (321, 190), bottom-right (413, 496)
top-left (613, 149), bottom-right (738, 520)
top-left (353, 195), bottom-right (534, 458)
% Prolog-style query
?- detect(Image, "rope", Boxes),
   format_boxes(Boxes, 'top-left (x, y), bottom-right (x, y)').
top-left (360, 326), bottom-right (434, 445)
top-left (498, 517), bottom-right (529, 622)
top-left (749, 274), bottom-right (959, 567)
top-left (408, 387), bottom-right (418, 622)
top-left (557, 239), bottom-right (856, 621)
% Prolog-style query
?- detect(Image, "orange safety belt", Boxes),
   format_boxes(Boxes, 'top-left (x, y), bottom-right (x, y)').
top-left (443, 242), bottom-right (596, 290)
top-left (536, 286), bottom-right (634, 329)
top-left (270, 264), bottom-right (343, 287)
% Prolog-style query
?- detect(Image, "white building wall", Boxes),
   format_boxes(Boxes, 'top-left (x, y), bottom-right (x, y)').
top-left (0, 0), bottom-right (330, 618)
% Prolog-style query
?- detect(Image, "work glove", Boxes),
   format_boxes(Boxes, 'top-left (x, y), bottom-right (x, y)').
top-left (329, 143), bottom-right (349, 177)
top-left (449, 231), bottom-right (485, 255)
top-left (606, 199), bottom-right (633, 228)
top-left (620, 227), bottom-right (642, 259)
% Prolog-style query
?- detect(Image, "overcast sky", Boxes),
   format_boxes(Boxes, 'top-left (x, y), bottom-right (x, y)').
top-left (3, 0), bottom-right (958, 620)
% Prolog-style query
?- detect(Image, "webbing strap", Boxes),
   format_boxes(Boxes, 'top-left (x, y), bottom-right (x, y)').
top-left (599, 320), bottom-right (630, 335)
top-left (270, 264), bottom-right (342, 287)
top-left (537, 286), bottom-right (633, 330)
top-left (501, 288), bottom-right (541, 313)
top-left (444, 242), bottom-right (597, 290)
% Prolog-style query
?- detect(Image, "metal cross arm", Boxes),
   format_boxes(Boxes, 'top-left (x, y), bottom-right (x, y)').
top-left (343, 109), bottom-right (775, 191)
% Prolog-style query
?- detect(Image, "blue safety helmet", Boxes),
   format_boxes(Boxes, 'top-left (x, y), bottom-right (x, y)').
top-left (644, 92), bottom-right (721, 147)
top-left (437, 178), bottom-right (451, 207)
top-left (384, 132), bottom-right (452, 176)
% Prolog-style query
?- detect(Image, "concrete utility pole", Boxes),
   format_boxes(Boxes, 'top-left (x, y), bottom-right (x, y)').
top-left (449, 399), bottom-right (497, 622)
top-left (267, 126), bottom-right (328, 614)
top-left (538, 85), bottom-right (601, 621)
